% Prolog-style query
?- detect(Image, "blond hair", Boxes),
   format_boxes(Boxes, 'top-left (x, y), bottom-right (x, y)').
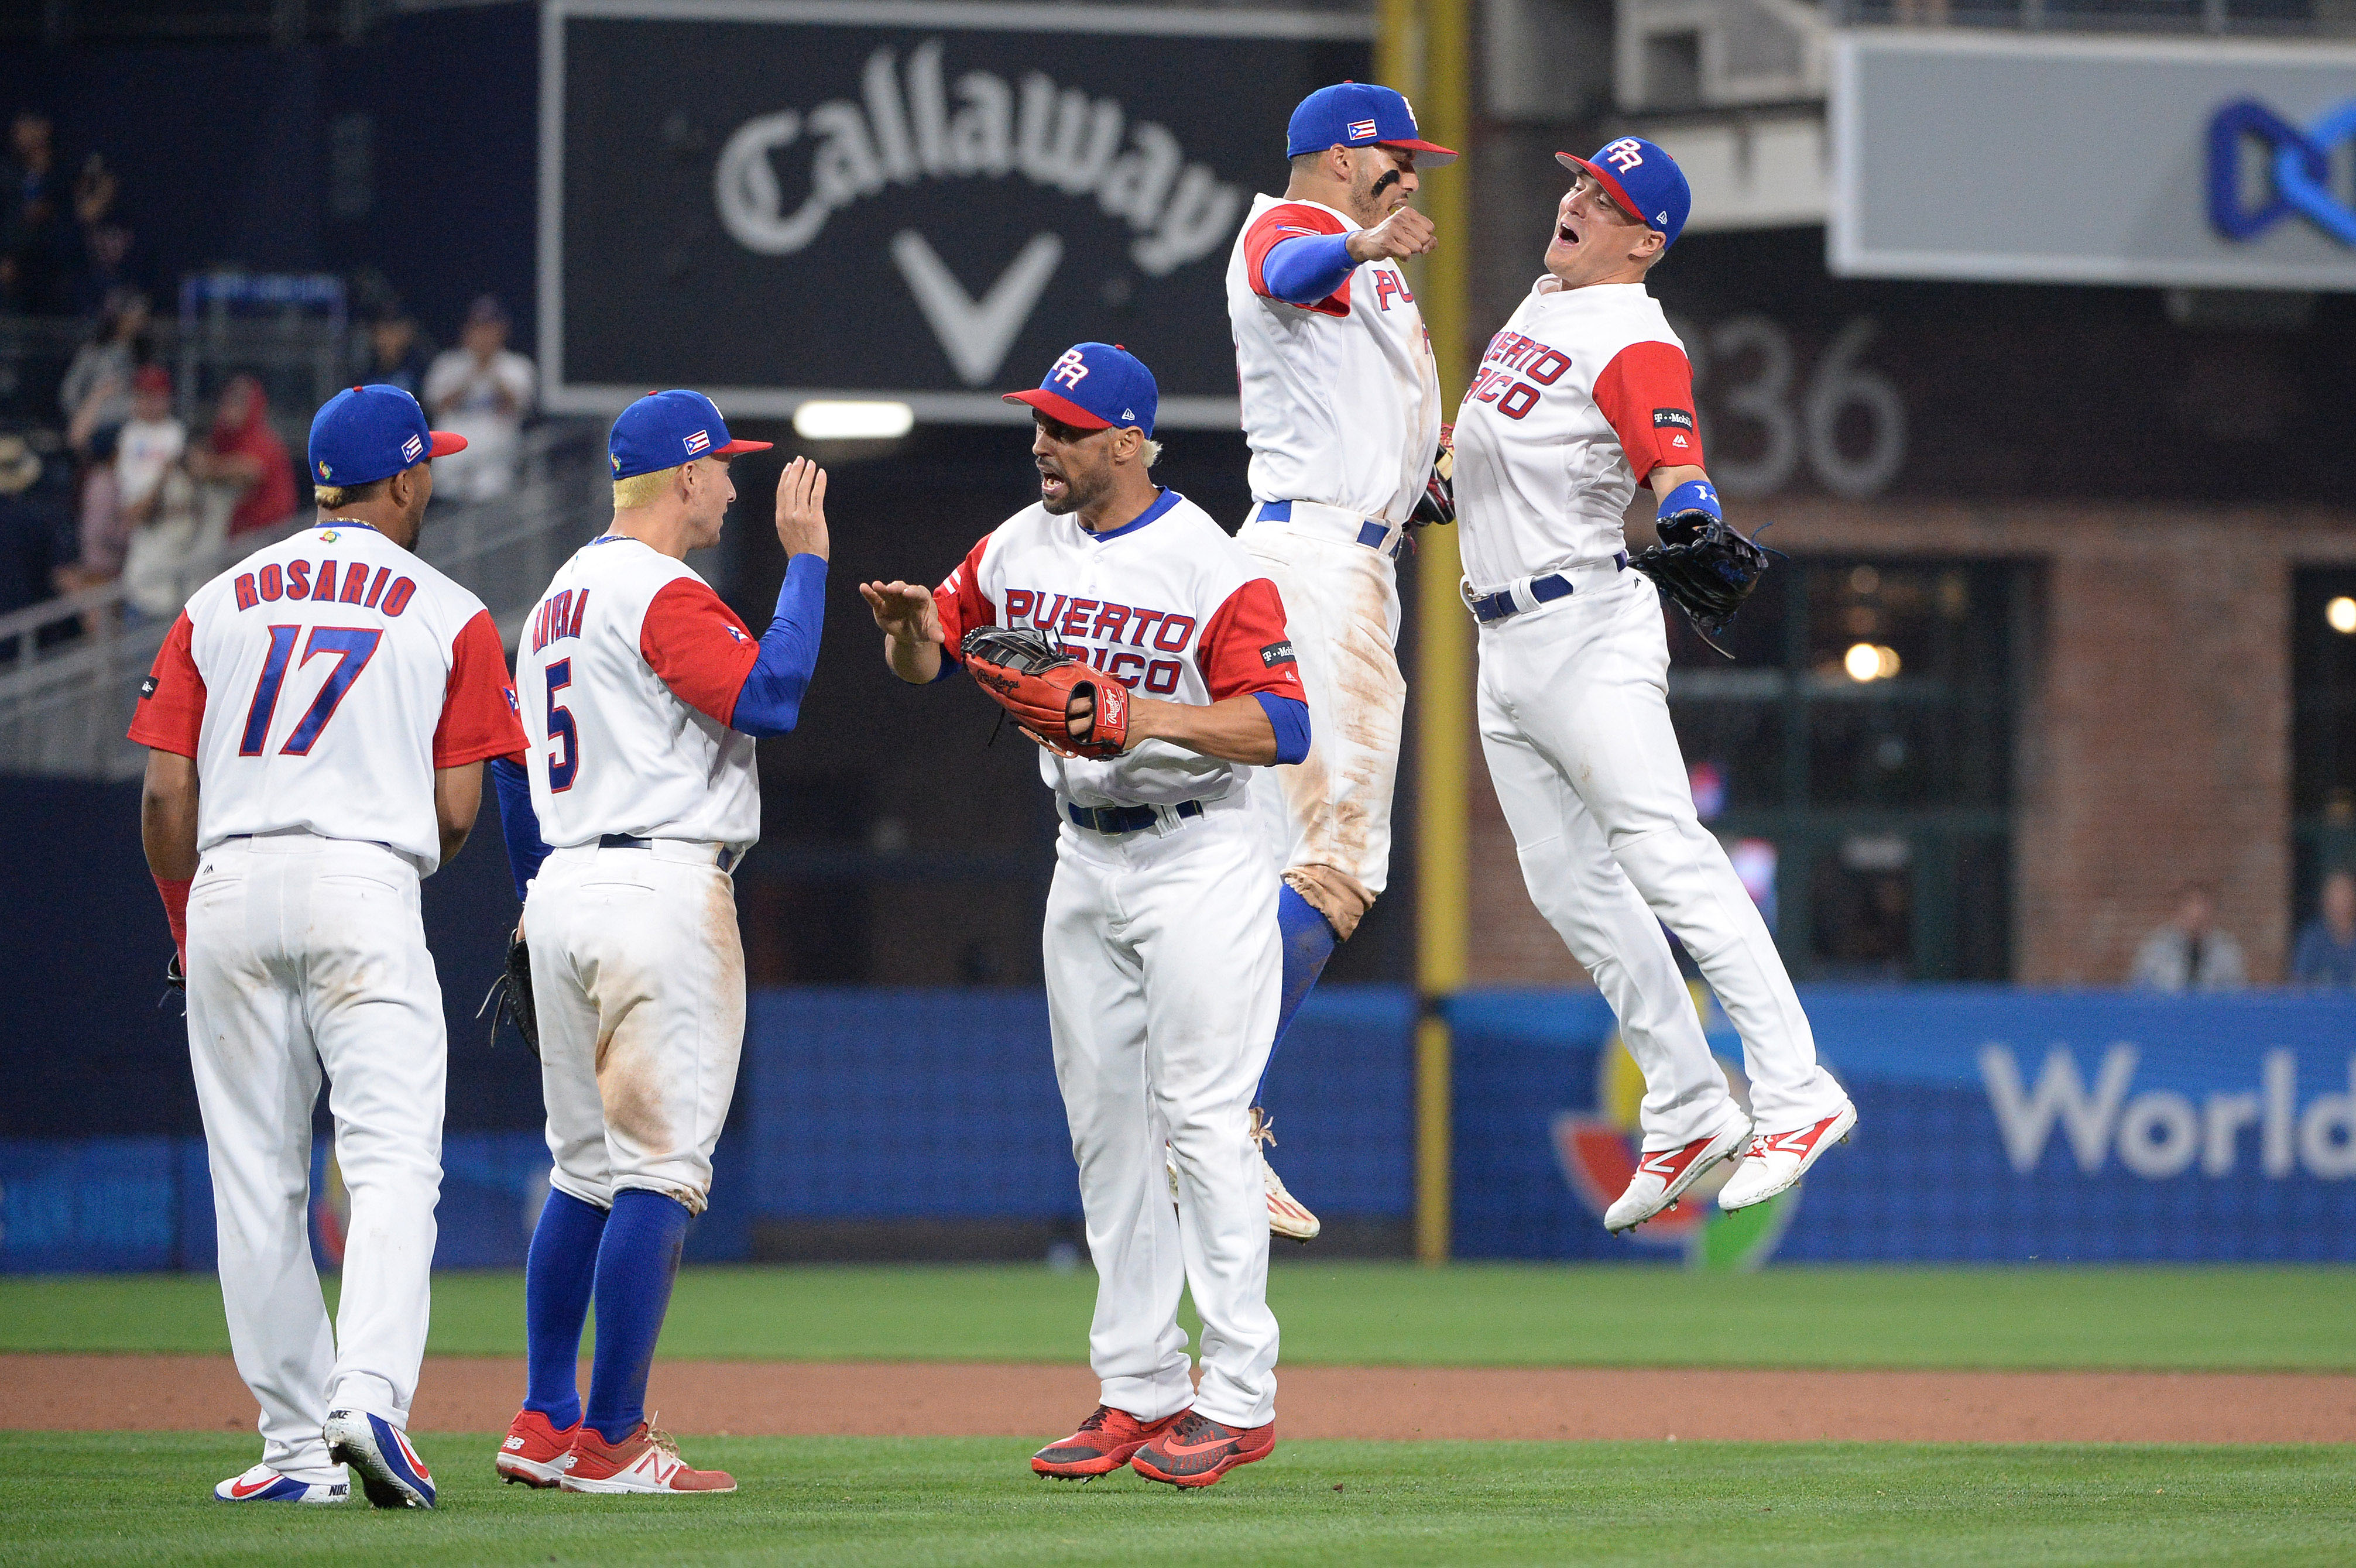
top-left (1141, 437), bottom-right (1162, 468)
top-left (313, 479), bottom-right (384, 510)
top-left (613, 464), bottom-right (683, 509)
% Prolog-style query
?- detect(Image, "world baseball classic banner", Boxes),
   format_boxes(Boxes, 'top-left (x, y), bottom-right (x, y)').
top-left (539, 0), bottom-right (1370, 424)
top-left (1453, 987), bottom-right (2356, 1266)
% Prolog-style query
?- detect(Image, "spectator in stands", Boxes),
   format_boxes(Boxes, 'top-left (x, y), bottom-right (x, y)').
top-left (2130, 885), bottom-right (2247, 993)
top-left (2, 109), bottom-right (67, 315)
top-left (2290, 870), bottom-right (2356, 987)
top-left (114, 365), bottom-right (183, 521)
top-left (54, 421), bottom-right (126, 593)
top-left (424, 293), bottom-right (534, 502)
top-left (187, 373), bottom-right (296, 538)
top-left (68, 154), bottom-right (140, 317)
top-left (0, 434), bottom-right (53, 619)
top-left (119, 447), bottom-right (204, 621)
top-left (363, 308), bottom-right (432, 399)
top-left (60, 287), bottom-right (151, 455)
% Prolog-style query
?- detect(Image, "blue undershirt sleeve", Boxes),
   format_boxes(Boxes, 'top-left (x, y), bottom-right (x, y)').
top-left (489, 754), bottom-right (550, 903)
top-left (1260, 232), bottom-right (1358, 306)
top-left (728, 554), bottom-right (829, 738)
top-left (1254, 692), bottom-right (1311, 766)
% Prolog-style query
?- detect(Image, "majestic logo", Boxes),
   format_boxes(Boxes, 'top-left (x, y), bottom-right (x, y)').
top-left (401, 433), bottom-right (424, 464)
top-left (684, 428), bottom-right (711, 455)
top-left (1553, 985), bottom-right (1799, 1270)
top-left (2207, 98), bottom-right (2356, 246)
top-left (715, 41), bottom-right (1244, 385)
top-left (1048, 348), bottom-right (1090, 390)
top-left (139, 675), bottom-right (157, 699)
top-left (1601, 137), bottom-right (1645, 174)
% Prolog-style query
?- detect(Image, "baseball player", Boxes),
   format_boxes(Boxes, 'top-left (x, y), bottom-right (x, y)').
top-left (1223, 81), bottom-right (1454, 1240)
top-left (1452, 139), bottom-right (1856, 1227)
top-left (860, 344), bottom-right (1309, 1490)
top-left (131, 385), bottom-right (522, 1508)
top-left (488, 390), bottom-right (828, 1495)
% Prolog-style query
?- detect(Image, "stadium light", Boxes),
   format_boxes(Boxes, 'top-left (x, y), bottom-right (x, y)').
top-left (793, 400), bottom-right (915, 441)
top-left (2328, 596), bottom-right (2356, 636)
top-left (1844, 642), bottom-right (1880, 682)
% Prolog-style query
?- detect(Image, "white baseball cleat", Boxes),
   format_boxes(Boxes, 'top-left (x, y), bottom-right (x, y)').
top-left (213, 1463), bottom-right (348, 1504)
top-left (557, 1416), bottom-right (735, 1494)
top-left (1604, 1115), bottom-right (1751, 1233)
top-left (324, 1408), bottom-right (436, 1508)
top-left (1717, 1102), bottom-right (1858, 1211)
top-left (1252, 1107), bottom-right (1321, 1243)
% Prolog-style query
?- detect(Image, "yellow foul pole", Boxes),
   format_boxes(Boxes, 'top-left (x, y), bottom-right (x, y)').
top-left (1379, 0), bottom-right (1471, 1266)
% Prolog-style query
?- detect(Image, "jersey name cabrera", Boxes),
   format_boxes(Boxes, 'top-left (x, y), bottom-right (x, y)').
top-left (1226, 194), bottom-right (1442, 526)
top-left (128, 521), bottom-right (523, 870)
top-left (934, 490), bottom-right (1305, 809)
top-left (515, 536), bottom-right (766, 849)
top-left (1452, 279), bottom-right (1706, 588)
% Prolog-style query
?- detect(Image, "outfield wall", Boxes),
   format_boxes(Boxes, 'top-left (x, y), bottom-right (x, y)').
top-left (5, 988), bottom-right (2351, 1271)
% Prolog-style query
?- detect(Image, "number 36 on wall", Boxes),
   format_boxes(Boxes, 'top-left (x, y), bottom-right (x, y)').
top-left (1668, 315), bottom-right (1906, 499)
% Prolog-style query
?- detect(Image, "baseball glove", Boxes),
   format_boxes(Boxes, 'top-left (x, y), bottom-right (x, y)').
top-left (476, 929), bottom-right (539, 1058)
top-left (960, 625), bottom-right (1130, 760)
top-left (1629, 510), bottom-right (1777, 658)
top-left (1409, 423), bottom-right (1455, 527)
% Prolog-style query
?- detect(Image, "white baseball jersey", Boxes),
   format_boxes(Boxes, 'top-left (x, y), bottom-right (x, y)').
top-left (1452, 277), bottom-right (1703, 589)
top-left (130, 520), bottom-right (524, 870)
top-left (513, 534), bottom-right (766, 848)
top-left (1226, 194), bottom-right (1442, 524)
top-left (932, 489), bottom-right (1306, 809)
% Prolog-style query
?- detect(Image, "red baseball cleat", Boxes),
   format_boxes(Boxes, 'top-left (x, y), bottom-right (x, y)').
top-left (557, 1418), bottom-right (735, 1494)
top-left (1718, 1100), bottom-right (1858, 1210)
top-left (1129, 1411), bottom-right (1275, 1488)
top-left (1604, 1115), bottom-right (1750, 1233)
top-left (1031, 1405), bottom-right (1182, 1480)
top-left (495, 1407), bottom-right (578, 1488)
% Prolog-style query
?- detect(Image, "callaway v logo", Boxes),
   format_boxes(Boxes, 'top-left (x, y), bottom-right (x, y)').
top-left (716, 40), bottom-right (1245, 385)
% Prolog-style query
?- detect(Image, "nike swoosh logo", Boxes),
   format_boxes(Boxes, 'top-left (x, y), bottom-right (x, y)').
top-left (227, 1476), bottom-right (279, 1498)
top-left (890, 230), bottom-right (1064, 386)
top-left (1158, 1434), bottom-right (1238, 1457)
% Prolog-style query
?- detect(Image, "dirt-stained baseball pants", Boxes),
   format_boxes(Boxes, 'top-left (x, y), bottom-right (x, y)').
top-left (1042, 795), bottom-right (1281, 1430)
top-left (184, 829), bottom-right (447, 1482)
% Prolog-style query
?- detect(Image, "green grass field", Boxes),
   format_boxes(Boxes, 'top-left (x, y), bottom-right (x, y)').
top-left (6, 1263), bottom-right (2353, 1369)
top-left (4, 1433), bottom-right (2350, 1567)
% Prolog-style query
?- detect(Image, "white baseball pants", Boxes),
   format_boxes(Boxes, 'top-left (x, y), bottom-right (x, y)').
top-left (1475, 568), bottom-right (1847, 1138)
top-left (1240, 507), bottom-right (1405, 931)
top-left (524, 840), bottom-right (747, 1216)
top-left (184, 830), bottom-right (446, 1480)
top-left (1042, 797), bottom-right (1281, 1430)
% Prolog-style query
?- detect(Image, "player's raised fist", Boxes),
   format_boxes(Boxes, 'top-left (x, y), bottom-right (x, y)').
top-left (774, 456), bottom-right (830, 562)
top-left (1347, 204), bottom-right (1438, 264)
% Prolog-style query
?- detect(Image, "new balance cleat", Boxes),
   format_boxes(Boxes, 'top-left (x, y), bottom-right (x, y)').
top-left (1717, 1101), bottom-right (1858, 1210)
top-left (1251, 1107), bottom-right (1320, 1243)
top-left (496, 1406), bottom-right (579, 1488)
top-left (1604, 1116), bottom-right (1751, 1233)
top-left (558, 1417), bottom-right (735, 1494)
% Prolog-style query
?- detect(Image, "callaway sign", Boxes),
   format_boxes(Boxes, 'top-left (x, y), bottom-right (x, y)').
top-left (541, 0), bottom-right (1370, 424)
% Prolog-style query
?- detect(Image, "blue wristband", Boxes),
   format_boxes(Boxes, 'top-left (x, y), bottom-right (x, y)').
top-left (1658, 479), bottom-right (1722, 522)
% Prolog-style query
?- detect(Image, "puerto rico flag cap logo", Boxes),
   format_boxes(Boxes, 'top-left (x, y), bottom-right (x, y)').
top-left (308, 385), bottom-right (465, 488)
top-left (1555, 136), bottom-right (1692, 249)
top-left (1287, 81), bottom-right (1456, 167)
top-left (1003, 342), bottom-right (1159, 435)
top-left (609, 389), bottom-right (773, 479)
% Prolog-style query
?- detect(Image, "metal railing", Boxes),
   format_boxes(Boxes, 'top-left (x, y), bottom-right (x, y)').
top-left (1832, 0), bottom-right (2354, 35)
top-left (0, 419), bottom-right (606, 781)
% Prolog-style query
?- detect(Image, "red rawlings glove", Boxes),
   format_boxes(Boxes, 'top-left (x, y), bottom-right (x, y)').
top-left (959, 626), bottom-right (1131, 759)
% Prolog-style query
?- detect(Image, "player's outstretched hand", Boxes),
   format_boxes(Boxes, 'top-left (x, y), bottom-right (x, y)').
top-left (1347, 204), bottom-right (1438, 263)
top-left (774, 456), bottom-right (830, 562)
top-left (859, 580), bottom-right (943, 648)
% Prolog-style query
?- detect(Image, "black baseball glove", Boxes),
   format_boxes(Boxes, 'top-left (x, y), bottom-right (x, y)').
top-left (1629, 510), bottom-right (1777, 658)
top-left (476, 929), bottom-right (540, 1058)
top-left (1409, 423), bottom-right (1455, 527)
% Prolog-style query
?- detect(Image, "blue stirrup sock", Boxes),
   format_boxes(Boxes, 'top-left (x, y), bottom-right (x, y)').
top-left (1257, 883), bottom-right (1339, 1105)
top-left (584, 1189), bottom-right (694, 1445)
top-left (521, 1188), bottom-right (607, 1431)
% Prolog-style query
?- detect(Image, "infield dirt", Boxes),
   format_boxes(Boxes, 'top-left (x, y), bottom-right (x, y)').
top-left (6, 1354), bottom-right (2352, 1443)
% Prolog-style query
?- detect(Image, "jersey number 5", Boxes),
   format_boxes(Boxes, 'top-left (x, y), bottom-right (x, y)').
top-left (545, 657), bottom-right (578, 792)
top-left (239, 625), bottom-right (384, 756)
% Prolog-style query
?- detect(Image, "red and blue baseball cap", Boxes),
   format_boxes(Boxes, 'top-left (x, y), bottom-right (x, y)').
top-left (308, 384), bottom-right (464, 487)
top-left (1287, 81), bottom-right (1456, 167)
top-left (609, 389), bottom-right (771, 480)
top-left (1556, 137), bottom-right (1691, 248)
top-left (1003, 343), bottom-right (1158, 436)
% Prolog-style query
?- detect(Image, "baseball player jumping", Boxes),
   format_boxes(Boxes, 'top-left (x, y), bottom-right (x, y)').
top-left (1223, 81), bottom-right (1454, 1240)
top-left (862, 344), bottom-right (1309, 1490)
top-left (1452, 140), bottom-right (1856, 1229)
top-left (489, 391), bottom-right (828, 1495)
top-left (132, 385), bottom-right (523, 1508)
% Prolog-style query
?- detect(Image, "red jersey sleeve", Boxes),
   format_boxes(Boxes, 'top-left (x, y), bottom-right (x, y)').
top-left (931, 533), bottom-right (996, 664)
top-left (640, 577), bottom-right (762, 728)
top-left (1242, 203), bottom-right (1352, 318)
top-left (434, 609), bottom-right (528, 768)
top-left (1196, 578), bottom-right (1308, 702)
top-left (1592, 341), bottom-right (1705, 483)
top-left (126, 610), bottom-right (205, 756)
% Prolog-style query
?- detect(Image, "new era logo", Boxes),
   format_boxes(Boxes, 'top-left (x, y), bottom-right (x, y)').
top-left (401, 433), bottom-right (424, 463)
top-left (684, 428), bottom-right (711, 455)
top-left (1347, 119), bottom-right (1378, 140)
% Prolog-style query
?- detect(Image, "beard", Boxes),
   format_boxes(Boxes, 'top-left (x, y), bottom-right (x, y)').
top-left (1356, 164), bottom-right (1402, 221)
